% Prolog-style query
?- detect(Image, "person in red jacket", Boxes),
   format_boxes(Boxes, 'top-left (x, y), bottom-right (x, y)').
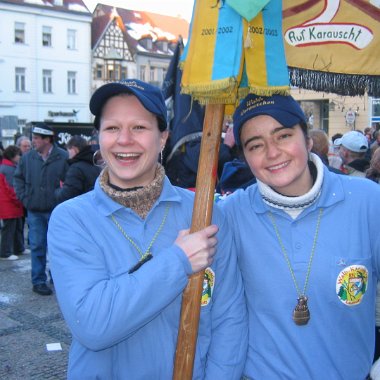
top-left (0, 145), bottom-right (24, 260)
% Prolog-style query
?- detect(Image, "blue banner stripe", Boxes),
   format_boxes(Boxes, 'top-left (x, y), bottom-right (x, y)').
top-left (212, 4), bottom-right (243, 81)
top-left (263, 0), bottom-right (288, 86)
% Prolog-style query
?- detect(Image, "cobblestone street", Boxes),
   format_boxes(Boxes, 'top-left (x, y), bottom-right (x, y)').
top-left (0, 253), bottom-right (70, 379)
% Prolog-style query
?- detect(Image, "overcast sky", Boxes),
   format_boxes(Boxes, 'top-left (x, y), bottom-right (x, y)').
top-left (82, 0), bottom-right (194, 21)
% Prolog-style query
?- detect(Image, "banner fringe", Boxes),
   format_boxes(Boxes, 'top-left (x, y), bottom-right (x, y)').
top-left (182, 85), bottom-right (290, 105)
top-left (181, 77), bottom-right (239, 97)
top-left (192, 95), bottom-right (238, 105)
top-left (289, 67), bottom-right (380, 97)
top-left (239, 85), bottom-right (290, 98)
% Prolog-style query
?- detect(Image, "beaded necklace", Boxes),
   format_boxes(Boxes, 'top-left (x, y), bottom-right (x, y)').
top-left (111, 205), bottom-right (170, 273)
top-left (268, 208), bottom-right (323, 325)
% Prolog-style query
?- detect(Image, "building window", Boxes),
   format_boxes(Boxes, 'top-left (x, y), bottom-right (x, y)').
top-left (114, 67), bottom-right (120, 81)
top-left (15, 67), bottom-right (26, 92)
top-left (140, 65), bottom-right (146, 81)
top-left (373, 99), bottom-right (380, 117)
top-left (154, 40), bottom-right (169, 52)
top-left (95, 64), bottom-right (103, 79)
top-left (372, 99), bottom-right (380, 127)
top-left (146, 39), bottom-right (152, 50)
top-left (321, 99), bottom-right (329, 134)
top-left (67, 71), bottom-right (76, 94)
top-left (67, 29), bottom-right (76, 50)
top-left (42, 26), bottom-right (52, 47)
top-left (157, 67), bottom-right (165, 83)
top-left (106, 63), bottom-right (126, 81)
top-left (43, 69), bottom-right (52, 93)
top-left (106, 62), bottom-right (123, 81)
top-left (15, 22), bottom-right (25, 44)
top-left (107, 62), bottom-right (115, 81)
top-left (150, 67), bottom-right (155, 82)
top-left (121, 66), bottom-right (127, 80)
top-left (18, 119), bottom-right (27, 127)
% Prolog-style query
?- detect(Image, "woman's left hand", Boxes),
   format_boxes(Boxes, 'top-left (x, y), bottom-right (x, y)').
top-left (174, 225), bottom-right (219, 273)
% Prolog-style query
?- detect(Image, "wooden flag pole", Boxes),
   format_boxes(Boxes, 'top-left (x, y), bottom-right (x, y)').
top-left (173, 103), bottom-right (225, 380)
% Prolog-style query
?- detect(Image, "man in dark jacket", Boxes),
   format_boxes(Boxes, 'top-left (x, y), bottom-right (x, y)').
top-left (14, 123), bottom-right (68, 295)
top-left (55, 135), bottom-right (101, 204)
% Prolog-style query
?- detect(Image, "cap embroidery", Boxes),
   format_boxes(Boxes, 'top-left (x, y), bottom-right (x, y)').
top-left (240, 99), bottom-right (275, 116)
top-left (122, 80), bottom-right (145, 91)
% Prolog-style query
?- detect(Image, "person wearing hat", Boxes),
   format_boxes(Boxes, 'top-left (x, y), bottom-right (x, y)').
top-left (47, 79), bottom-right (247, 379)
top-left (14, 123), bottom-right (68, 296)
top-left (219, 93), bottom-right (380, 379)
top-left (333, 130), bottom-right (370, 177)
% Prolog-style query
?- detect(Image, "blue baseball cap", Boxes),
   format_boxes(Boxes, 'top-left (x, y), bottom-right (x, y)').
top-left (90, 79), bottom-right (167, 131)
top-left (233, 94), bottom-right (307, 147)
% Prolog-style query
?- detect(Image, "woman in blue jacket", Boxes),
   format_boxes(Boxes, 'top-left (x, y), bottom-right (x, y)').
top-left (47, 79), bottom-right (247, 379)
top-left (221, 93), bottom-right (380, 379)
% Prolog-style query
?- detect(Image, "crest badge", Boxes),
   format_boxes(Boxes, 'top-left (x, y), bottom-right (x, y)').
top-left (336, 265), bottom-right (368, 306)
top-left (201, 268), bottom-right (215, 306)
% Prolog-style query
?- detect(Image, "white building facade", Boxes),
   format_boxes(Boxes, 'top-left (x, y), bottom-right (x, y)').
top-left (0, 0), bottom-right (92, 145)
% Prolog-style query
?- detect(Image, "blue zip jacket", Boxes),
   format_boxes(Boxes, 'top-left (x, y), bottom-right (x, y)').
top-left (48, 176), bottom-right (247, 379)
top-left (221, 165), bottom-right (380, 379)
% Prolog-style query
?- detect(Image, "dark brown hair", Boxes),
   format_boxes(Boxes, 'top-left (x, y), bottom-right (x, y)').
top-left (3, 145), bottom-right (21, 160)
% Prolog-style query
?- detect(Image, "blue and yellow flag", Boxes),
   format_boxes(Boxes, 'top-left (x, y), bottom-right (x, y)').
top-left (181, 0), bottom-right (243, 104)
top-left (181, 0), bottom-right (289, 105)
top-left (240, 0), bottom-right (289, 97)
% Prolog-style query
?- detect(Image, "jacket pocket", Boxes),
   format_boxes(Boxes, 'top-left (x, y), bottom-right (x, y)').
top-left (329, 256), bottom-right (371, 309)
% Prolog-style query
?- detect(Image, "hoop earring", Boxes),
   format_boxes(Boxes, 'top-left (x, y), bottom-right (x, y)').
top-left (93, 150), bottom-right (105, 168)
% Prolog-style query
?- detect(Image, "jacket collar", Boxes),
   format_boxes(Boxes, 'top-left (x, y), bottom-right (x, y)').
top-left (93, 176), bottom-right (182, 217)
top-left (251, 165), bottom-right (345, 218)
top-left (1, 158), bottom-right (16, 167)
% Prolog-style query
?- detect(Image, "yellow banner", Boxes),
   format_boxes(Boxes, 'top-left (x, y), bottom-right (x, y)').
top-left (283, 0), bottom-right (380, 96)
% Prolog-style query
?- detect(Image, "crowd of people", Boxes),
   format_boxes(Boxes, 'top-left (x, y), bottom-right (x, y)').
top-left (0, 125), bottom-right (100, 296)
top-left (1, 78), bottom-right (380, 379)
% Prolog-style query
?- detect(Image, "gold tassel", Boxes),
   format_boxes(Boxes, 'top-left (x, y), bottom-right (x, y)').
top-left (244, 29), bottom-right (252, 49)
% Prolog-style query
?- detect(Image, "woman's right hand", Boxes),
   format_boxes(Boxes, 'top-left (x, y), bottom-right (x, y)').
top-left (175, 225), bottom-right (219, 273)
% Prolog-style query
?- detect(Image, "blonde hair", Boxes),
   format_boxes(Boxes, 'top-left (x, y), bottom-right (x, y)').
top-left (309, 129), bottom-right (329, 157)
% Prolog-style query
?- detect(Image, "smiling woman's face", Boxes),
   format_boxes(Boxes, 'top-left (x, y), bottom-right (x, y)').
top-left (99, 94), bottom-right (168, 189)
top-left (241, 114), bottom-right (313, 196)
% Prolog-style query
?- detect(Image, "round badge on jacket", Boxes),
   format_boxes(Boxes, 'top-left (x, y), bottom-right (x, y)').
top-left (336, 265), bottom-right (368, 306)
